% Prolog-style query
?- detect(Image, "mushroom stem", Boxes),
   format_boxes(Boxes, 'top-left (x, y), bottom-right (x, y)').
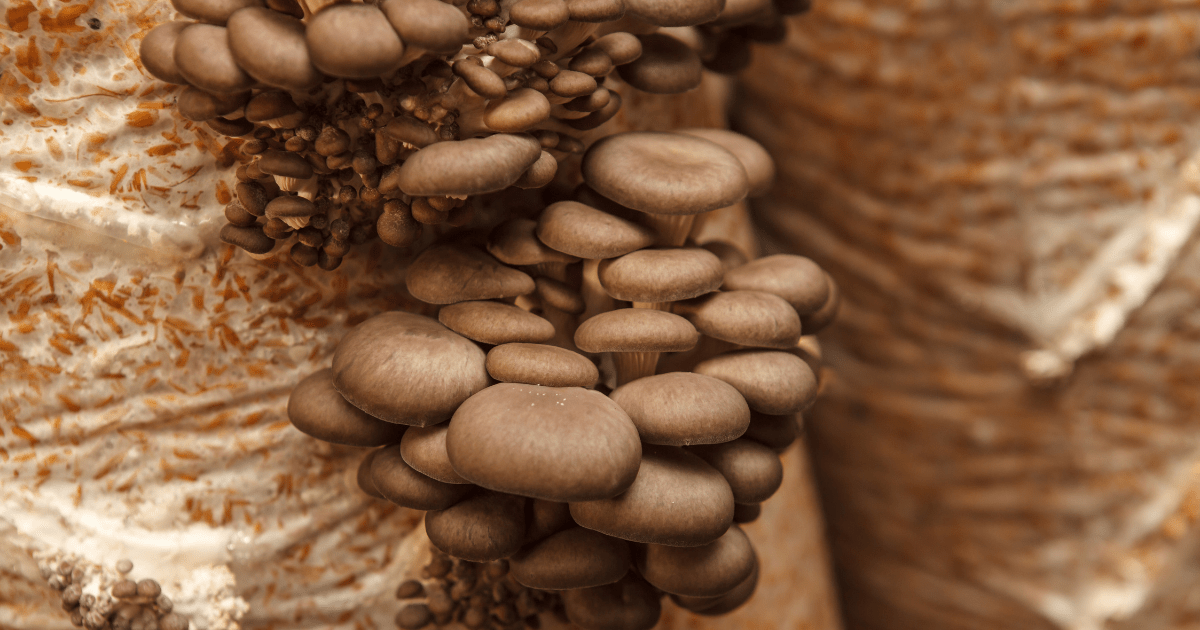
top-left (541, 303), bottom-right (580, 352)
top-left (546, 21), bottom-right (602, 62)
top-left (631, 301), bottom-right (671, 311)
top-left (613, 351), bottom-right (660, 386)
top-left (640, 213), bottom-right (697, 248)
top-left (579, 259), bottom-right (615, 323)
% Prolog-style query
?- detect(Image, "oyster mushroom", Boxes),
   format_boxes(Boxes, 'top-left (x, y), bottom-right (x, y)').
top-left (286, 368), bottom-right (407, 447)
top-left (171, 0), bottom-right (263, 25)
top-left (219, 223), bottom-right (275, 255)
top-left (425, 490), bottom-right (527, 562)
top-left (608, 372), bottom-right (750, 445)
top-left (510, 527), bottom-right (630, 590)
top-left (437, 301), bottom-right (556, 345)
top-left (672, 558), bottom-right (759, 615)
top-left (743, 411), bottom-right (800, 452)
top-left (674, 290), bottom-right (803, 349)
top-left (370, 444), bottom-right (472, 510)
top-left (801, 272), bottom-right (841, 334)
top-left (574, 308), bottom-right (698, 385)
top-left (510, 0), bottom-right (571, 30)
top-left (485, 343), bottom-right (599, 388)
top-left (446, 384), bottom-right (642, 501)
top-left (305, 4), bottom-right (405, 78)
top-left (385, 134), bottom-right (543, 197)
top-left (139, 22), bottom-right (191, 84)
top-left (264, 195), bottom-right (317, 229)
top-left (226, 7), bottom-right (324, 91)
top-left (380, 0), bottom-right (470, 54)
top-left (688, 439), bottom-right (784, 504)
top-left (720, 254), bottom-right (830, 316)
top-left (525, 499), bottom-right (575, 543)
top-left (331, 311), bottom-right (491, 426)
top-left (566, 0), bottom-right (626, 22)
top-left (561, 574), bottom-right (661, 630)
top-left (597, 247), bottom-right (724, 310)
top-left (616, 33), bottom-right (703, 95)
top-left (624, 0), bottom-right (724, 25)
top-left (173, 24), bottom-right (255, 93)
top-left (176, 87), bottom-right (250, 121)
top-left (400, 424), bottom-right (471, 484)
top-left (405, 244), bottom-right (536, 304)
top-left (679, 128), bottom-right (776, 197)
top-left (693, 350), bottom-right (818, 415)
top-left (636, 524), bottom-right (757, 597)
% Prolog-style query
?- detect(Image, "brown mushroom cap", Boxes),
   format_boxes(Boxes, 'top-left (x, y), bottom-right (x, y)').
top-left (174, 24), bottom-right (255, 93)
top-left (732, 502), bottom-right (761, 524)
top-left (509, 0), bottom-right (570, 29)
top-left (535, 277), bottom-right (586, 314)
top-left (566, 0), bottom-right (626, 22)
top-left (219, 223), bottom-right (274, 254)
top-left (581, 132), bottom-right (749, 216)
top-left (425, 490), bottom-right (527, 562)
top-left (264, 194), bottom-right (317, 219)
top-left (483, 89), bottom-right (552, 133)
top-left (549, 70), bottom-right (598, 98)
top-left (244, 90), bottom-right (297, 122)
top-left (227, 8), bottom-right (323, 91)
top-left (513, 151), bottom-right (559, 189)
top-left (674, 290), bottom-right (803, 349)
top-left (487, 218), bottom-right (579, 267)
top-left (486, 343), bottom-right (599, 387)
top-left (171, 0), bottom-right (263, 25)
top-left (357, 448), bottom-right (386, 499)
top-left (699, 240), bottom-right (749, 273)
top-left (525, 499), bottom-right (575, 543)
top-left (574, 309), bottom-right (698, 354)
top-left (624, 0), bottom-right (723, 25)
top-left (391, 134), bottom-right (542, 197)
top-left (382, 116), bottom-right (440, 149)
top-left (743, 411), bottom-right (800, 452)
top-left (536, 201), bottom-right (656, 260)
top-left (177, 87), bottom-right (250, 121)
top-left (370, 443), bottom-right (472, 510)
top-left (800, 272), bottom-right (840, 334)
top-left (401, 424), bottom-right (471, 484)
top-left (568, 48), bottom-right (614, 77)
top-left (453, 59), bottom-right (508, 100)
top-left (380, 0), bottom-right (469, 54)
top-left (720, 254), bottom-right (829, 315)
top-left (608, 372), bottom-right (749, 445)
top-left (670, 551), bottom-right (759, 614)
top-left (693, 350), bottom-right (818, 415)
top-left (140, 21), bottom-right (191, 84)
top-left (406, 244), bottom-right (536, 304)
top-left (678, 128), bottom-right (775, 197)
top-left (377, 200), bottom-right (423, 248)
top-left (510, 527), bottom-right (630, 590)
top-left (305, 4), bottom-right (405, 79)
top-left (487, 38), bottom-right (542, 68)
top-left (637, 525), bottom-right (756, 597)
top-left (561, 574), bottom-right (662, 630)
top-left (597, 247), bottom-right (724, 303)
top-left (591, 32), bottom-right (642, 65)
top-left (446, 384), bottom-right (642, 502)
top-left (438, 301), bottom-right (555, 345)
top-left (257, 150), bottom-right (314, 179)
top-left (688, 439), bottom-right (783, 504)
top-left (616, 33), bottom-right (702, 94)
top-left (331, 311), bottom-right (491, 426)
top-left (570, 444), bottom-right (734, 546)
top-left (287, 368), bottom-right (407, 447)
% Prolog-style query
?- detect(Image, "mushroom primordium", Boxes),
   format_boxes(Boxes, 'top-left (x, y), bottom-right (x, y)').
top-left (151, 0), bottom-right (829, 624)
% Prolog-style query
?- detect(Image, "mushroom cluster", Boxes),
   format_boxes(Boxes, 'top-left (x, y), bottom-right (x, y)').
top-left (139, 0), bottom-right (811, 270)
top-left (285, 126), bottom-right (838, 629)
top-left (40, 558), bottom-right (190, 630)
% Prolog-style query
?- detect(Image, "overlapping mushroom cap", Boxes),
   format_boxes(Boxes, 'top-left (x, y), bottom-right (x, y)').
top-left (287, 368), bottom-right (407, 446)
top-left (331, 311), bottom-right (491, 426)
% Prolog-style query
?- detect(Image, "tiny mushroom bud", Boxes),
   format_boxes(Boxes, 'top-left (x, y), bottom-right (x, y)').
top-left (171, 0), bottom-right (263, 25)
top-left (390, 134), bottom-right (542, 197)
top-left (406, 245), bottom-right (536, 304)
top-left (396, 604), bottom-right (433, 630)
top-left (570, 444), bottom-right (734, 547)
top-left (177, 87), bottom-right (250, 121)
top-left (140, 22), bottom-right (191, 84)
top-left (694, 350), bottom-right (819, 415)
top-left (688, 439), bottom-right (784, 504)
top-left (331, 311), bottom-right (491, 426)
top-left (376, 200), bottom-right (422, 248)
top-left (173, 24), bottom-right (255, 93)
top-left (509, 0), bottom-right (570, 30)
top-left (305, 4), bottom-right (405, 79)
top-left (287, 368), bottom-right (407, 446)
top-left (447, 384), bottom-right (642, 501)
top-left (401, 424), bottom-right (471, 484)
top-left (227, 7), bottom-right (324, 91)
top-left (425, 490), bottom-right (527, 562)
top-left (674, 290), bottom-right (804, 349)
top-left (510, 527), bottom-right (630, 590)
top-left (220, 223), bottom-right (275, 254)
top-left (609, 372), bottom-right (750, 445)
top-left (561, 574), bottom-right (662, 630)
top-left (637, 525), bottom-right (757, 597)
top-left (314, 126), bottom-right (352, 156)
top-left (438, 301), bottom-right (555, 345)
top-left (485, 343), bottom-right (599, 388)
top-left (617, 33), bottom-right (703, 94)
top-left (371, 444), bottom-right (472, 510)
top-left (563, 91), bottom-right (622, 130)
top-left (381, 0), bottom-right (470, 54)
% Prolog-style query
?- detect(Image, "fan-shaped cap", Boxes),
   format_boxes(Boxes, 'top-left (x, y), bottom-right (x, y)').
top-left (287, 368), bottom-right (407, 447)
top-left (227, 7), bottom-right (323, 91)
top-left (257, 150), bottom-right (313, 179)
top-left (592, 32), bottom-right (642, 65)
top-left (743, 411), bottom-right (799, 452)
top-left (671, 558), bottom-right (759, 615)
top-left (140, 21), bottom-right (190, 84)
top-left (675, 290), bottom-right (802, 349)
top-left (679, 128), bottom-right (774, 196)
top-left (487, 218), bottom-right (579, 267)
top-left (406, 245), bottom-right (536, 304)
top-left (401, 424), bottom-right (470, 484)
top-left (264, 195), bottom-right (317, 219)
top-left (447, 384), bottom-right (642, 502)
top-left (219, 223), bottom-right (274, 254)
top-left (174, 24), bottom-right (255, 93)
top-left (720, 254), bottom-right (829, 315)
top-left (381, 0), bottom-right (469, 54)
top-left (487, 38), bottom-right (543, 67)
top-left (597, 247), bottom-right (723, 303)
top-left (562, 575), bottom-right (662, 630)
top-left (511, 527), bottom-right (630, 590)
top-left (574, 309), bottom-right (698, 354)
top-left (608, 372), bottom-right (749, 445)
top-left (536, 201), bottom-right (655, 260)
top-left (625, 0), bottom-right (723, 25)
top-left (438, 301), bottom-right (555, 344)
top-left (382, 116), bottom-right (439, 149)
top-left (616, 34), bottom-right (702, 94)
top-left (391, 134), bottom-right (542, 197)
top-left (549, 70), bottom-right (598, 98)
top-left (306, 4), bottom-right (404, 79)
top-left (332, 311), bottom-right (491, 426)
top-left (171, 0), bottom-right (262, 25)
top-left (637, 525), bottom-right (756, 597)
top-left (570, 444), bottom-right (734, 547)
top-left (510, 0), bottom-right (570, 29)
top-left (178, 87), bottom-right (251, 121)
top-left (370, 443), bottom-right (471, 510)
top-left (244, 90), bottom-right (298, 122)
top-left (486, 343), bottom-right (599, 388)
top-left (425, 490), bottom-right (527, 562)
top-left (693, 350), bottom-right (817, 415)
top-left (453, 59), bottom-right (508, 99)
top-left (688, 439), bottom-right (782, 504)
top-left (581, 132), bottom-right (749, 216)
top-left (483, 89), bottom-right (552, 133)
top-left (566, 0), bottom-right (626, 22)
